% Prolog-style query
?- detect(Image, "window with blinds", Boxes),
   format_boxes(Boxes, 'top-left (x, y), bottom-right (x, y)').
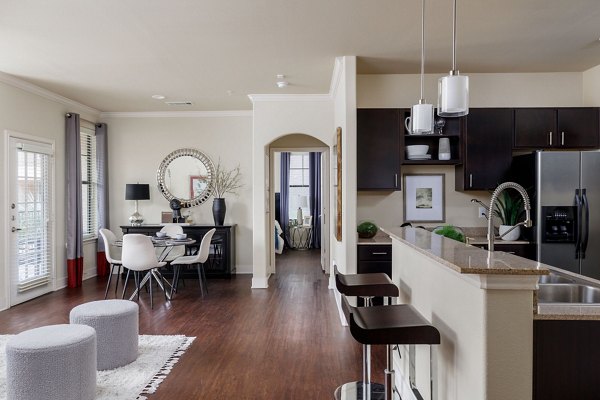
top-left (81, 125), bottom-right (98, 239)
top-left (288, 152), bottom-right (310, 217)
top-left (15, 142), bottom-right (53, 292)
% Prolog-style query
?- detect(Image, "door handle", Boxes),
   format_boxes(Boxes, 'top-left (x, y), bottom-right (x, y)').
top-left (561, 131), bottom-right (565, 146)
top-left (11, 227), bottom-right (22, 232)
top-left (582, 189), bottom-right (589, 258)
top-left (549, 131), bottom-right (553, 146)
top-left (395, 173), bottom-right (398, 188)
top-left (575, 189), bottom-right (582, 259)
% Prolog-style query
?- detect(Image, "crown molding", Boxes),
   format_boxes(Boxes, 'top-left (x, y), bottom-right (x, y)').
top-left (0, 71), bottom-right (100, 117)
top-left (247, 93), bottom-right (331, 103)
top-left (100, 110), bottom-right (253, 118)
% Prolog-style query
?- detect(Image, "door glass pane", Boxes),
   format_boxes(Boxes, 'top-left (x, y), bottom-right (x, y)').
top-left (16, 148), bottom-right (52, 285)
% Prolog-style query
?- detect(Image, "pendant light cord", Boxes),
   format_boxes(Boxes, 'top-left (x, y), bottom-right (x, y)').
top-left (420, 0), bottom-right (425, 101)
top-left (452, 0), bottom-right (457, 71)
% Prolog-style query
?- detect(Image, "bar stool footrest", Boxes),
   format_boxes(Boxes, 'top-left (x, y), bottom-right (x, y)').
top-left (334, 381), bottom-right (386, 400)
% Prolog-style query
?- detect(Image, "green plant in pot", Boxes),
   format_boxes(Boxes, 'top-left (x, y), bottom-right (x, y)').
top-left (357, 221), bottom-right (378, 238)
top-left (433, 225), bottom-right (465, 243)
top-left (492, 191), bottom-right (524, 241)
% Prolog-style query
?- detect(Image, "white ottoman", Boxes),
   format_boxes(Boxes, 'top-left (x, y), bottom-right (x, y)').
top-left (70, 299), bottom-right (139, 370)
top-left (6, 324), bottom-right (97, 400)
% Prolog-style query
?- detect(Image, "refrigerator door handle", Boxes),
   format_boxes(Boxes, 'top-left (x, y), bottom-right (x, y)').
top-left (582, 188), bottom-right (590, 258)
top-left (575, 189), bottom-right (582, 259)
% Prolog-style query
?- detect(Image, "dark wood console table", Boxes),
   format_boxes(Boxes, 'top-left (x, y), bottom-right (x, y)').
top-left (120, 224), bottom-right (236, 278)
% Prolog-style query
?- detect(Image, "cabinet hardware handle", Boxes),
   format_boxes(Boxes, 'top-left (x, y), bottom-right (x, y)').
top-left (395, 173), bottom-right (398, 188)
top-left (11, 227), bottom-right (22, 232)
top-left (469, 174), bottom-right (473, 188)
top-left (549, 131), bottom-right (553, 146)
top-left (372, 252), bottom-right (388, 255)
top-left (561, 131), bottom-right (565, 146)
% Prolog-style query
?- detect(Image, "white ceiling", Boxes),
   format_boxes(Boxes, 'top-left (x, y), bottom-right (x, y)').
top-left (1, 0), bottom-right (599, 112)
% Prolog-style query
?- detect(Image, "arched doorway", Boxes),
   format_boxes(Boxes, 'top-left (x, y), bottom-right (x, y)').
top-left (268, 134), bottom-right (330, 276)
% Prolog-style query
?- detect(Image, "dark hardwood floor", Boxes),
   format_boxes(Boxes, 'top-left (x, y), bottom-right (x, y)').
top-left (0, 249), bottom-right (387, 399)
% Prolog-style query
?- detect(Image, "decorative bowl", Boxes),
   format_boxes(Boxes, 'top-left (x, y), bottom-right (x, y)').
top-left (175, 233), bottom-right (187, 240)
top-left (156, 232), bottom-right (167, 238)
top-left (406, 145), bottom-right (429, 157)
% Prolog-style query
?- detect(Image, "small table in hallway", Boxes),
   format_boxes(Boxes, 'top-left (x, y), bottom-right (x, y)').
top-left (287, 225), bottom-right (312, 250)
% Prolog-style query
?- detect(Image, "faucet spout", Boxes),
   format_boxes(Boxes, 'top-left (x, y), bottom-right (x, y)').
top-left (487, 182), bottom-right (532, 252)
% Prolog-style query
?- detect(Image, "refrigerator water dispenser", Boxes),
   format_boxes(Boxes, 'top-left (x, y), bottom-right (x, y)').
top-left (542, 206), bottom-right (576, 243)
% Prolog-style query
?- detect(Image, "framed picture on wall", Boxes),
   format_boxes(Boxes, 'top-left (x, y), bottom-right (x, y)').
top-left (403, 174), bottom-right (445, 222)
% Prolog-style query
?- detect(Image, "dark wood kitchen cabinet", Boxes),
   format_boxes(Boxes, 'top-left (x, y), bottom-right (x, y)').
top-left (357, 244), bottom-right (392, 306)
top-left (456, 108), bottom-right (514, 191)
top-left (514, 108), bottom-right (599, 149)
top-left (357, 108), bottom-right (402, 191)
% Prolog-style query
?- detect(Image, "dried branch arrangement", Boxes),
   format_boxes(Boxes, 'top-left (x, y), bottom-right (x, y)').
top-left (210, 160), bottom-right (243, 198)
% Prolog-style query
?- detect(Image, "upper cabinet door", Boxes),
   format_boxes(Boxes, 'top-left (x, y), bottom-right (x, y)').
top-left (357, 109), bottom-right (401, 191)
top-left (514, 108), bottom-right (556, 148)
top-left (557, 108), bottom-right (599, 148)
top-left (457, 108), bottom-right (514, 190)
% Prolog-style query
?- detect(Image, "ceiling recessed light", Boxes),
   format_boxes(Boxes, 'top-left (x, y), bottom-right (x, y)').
top-left (151, 94), bottom-right (165, 100)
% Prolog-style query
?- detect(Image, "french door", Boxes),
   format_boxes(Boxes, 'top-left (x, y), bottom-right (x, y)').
top-left (7, 134), bottom-right (55, 306)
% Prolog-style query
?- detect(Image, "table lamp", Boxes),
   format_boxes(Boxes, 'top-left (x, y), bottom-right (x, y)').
top-left (126, 183), bottom-right (150, 226)
top-left (297, 195), bottom-right (308, 226)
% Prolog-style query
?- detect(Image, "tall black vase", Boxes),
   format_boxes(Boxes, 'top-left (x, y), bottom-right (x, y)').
top-left (212, 198), bottom-right (226, 226)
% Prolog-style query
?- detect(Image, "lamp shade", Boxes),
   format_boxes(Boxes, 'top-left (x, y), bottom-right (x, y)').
top-left (437, 74), bottom-right (469, 117)
top-left (297, 195), bottom-right (309, 208)
top-left (125, 184), bottom-right (150, 200)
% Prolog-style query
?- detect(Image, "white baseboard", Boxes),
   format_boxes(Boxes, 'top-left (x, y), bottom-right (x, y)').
top-left (251, 275), bottom-right (269, 289)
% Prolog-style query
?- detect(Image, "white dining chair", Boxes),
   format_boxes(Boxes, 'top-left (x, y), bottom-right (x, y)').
top-left (99, 228), bottom-right (123, 299)
top-left (159, 224), bottom-right (186, 261)
top-left (121, 234), bottom-right (167, 309)
top-left (170, 228), bottom-right (216, 298)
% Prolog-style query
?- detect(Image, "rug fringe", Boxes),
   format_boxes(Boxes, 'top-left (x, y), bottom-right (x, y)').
top-left (137, 336), bottom-right (196, 399)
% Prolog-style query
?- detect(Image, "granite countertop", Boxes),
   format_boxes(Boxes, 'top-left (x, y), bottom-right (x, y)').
top-left (381, 226), bottom-right (549, 276)
top-left (357, 230), bottom-right (392, 245)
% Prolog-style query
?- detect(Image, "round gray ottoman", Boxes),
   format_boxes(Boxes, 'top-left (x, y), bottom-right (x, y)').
top-left (70, 299), bottom-right (139, 370)
top-left (6, 324), bottom-right (96, 400)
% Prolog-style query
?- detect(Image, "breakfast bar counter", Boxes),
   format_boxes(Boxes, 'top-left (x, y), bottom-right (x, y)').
top-left (379, 226), bottom-right (548, 400)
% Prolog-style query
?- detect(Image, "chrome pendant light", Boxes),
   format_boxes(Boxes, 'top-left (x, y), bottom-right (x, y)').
top-left (406, 0), bottom-right (434, 135)
top-left (437, 0), bottom-right (469, 117)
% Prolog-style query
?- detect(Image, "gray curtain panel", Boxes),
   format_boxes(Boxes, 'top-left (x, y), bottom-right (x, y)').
top-left (96, 123), bottom-right (109, 276)
top-left (309, 152), bottom-right (321, 249)
top-left (66, 113), bottom-right (84, 287)
top-left (280, 152), bottom-right (290, 247)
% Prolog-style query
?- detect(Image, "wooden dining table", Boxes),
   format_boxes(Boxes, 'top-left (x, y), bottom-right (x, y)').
top-left (115, 236), bottom-right (196, 301)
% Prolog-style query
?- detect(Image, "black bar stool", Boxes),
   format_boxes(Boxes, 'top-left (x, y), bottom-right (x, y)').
top-left (339, 295), bottom-right (441, 400)
top-left (334, 266), bottom-right (399, 400)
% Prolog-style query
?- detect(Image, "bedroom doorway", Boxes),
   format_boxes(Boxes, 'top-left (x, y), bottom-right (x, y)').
top-left (269, 139), bottom-right (329, 276)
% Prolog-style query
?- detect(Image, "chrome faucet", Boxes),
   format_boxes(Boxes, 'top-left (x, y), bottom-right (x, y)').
top-left (487, 182), bottom-right (532, 252)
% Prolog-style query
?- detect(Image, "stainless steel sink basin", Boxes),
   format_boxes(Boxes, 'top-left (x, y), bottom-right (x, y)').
top-left (538, 274), bottom-right (574, 284)
top-left (538, 284), bottom-right (600, 303)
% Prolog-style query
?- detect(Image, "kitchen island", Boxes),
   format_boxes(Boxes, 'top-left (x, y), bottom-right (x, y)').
top-left (380, 226), bottom-right (548, 400)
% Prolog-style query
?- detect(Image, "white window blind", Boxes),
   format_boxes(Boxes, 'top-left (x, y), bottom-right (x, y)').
top-left (81, 125), bottom-right (98, 239)
top-left (288, 152), bottom-right (310, 217)
top-left (15, 142), bottom-right (53, 292)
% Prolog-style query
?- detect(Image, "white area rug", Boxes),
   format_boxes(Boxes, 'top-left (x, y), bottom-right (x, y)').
top-left (0, 334), bottom-right (195, 400)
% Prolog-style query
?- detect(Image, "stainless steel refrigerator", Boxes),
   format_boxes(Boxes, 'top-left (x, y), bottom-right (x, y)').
top-left (513, 150), bottom-right (600, 278)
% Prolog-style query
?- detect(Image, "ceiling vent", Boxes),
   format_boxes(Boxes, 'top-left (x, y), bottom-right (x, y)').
top-left (165, 101), bottom-right (193, 106)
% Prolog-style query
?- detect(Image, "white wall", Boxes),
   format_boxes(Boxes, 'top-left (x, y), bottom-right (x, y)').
top-left (331, 57), bottom-right (358, 276)
top-left (250, 94), bottom-right (334, 288)
top-left (356, 72), bottom-right (585, 229)
top-left (583, 64), bottom-right (600, 106)
top-left (0, 78), bottom-right (99, 310)
top-left (102, 114), bottom-right (254, 273)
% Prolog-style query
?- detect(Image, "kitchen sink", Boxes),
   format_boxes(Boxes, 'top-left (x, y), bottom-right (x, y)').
top-left (538, 283), bottom-right (600, 304)
top-left (538, 274), bottom-right (574, 284)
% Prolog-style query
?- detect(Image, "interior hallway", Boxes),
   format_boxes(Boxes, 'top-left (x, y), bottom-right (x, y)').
top-left (0, 249), bottom-right (387, 399)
